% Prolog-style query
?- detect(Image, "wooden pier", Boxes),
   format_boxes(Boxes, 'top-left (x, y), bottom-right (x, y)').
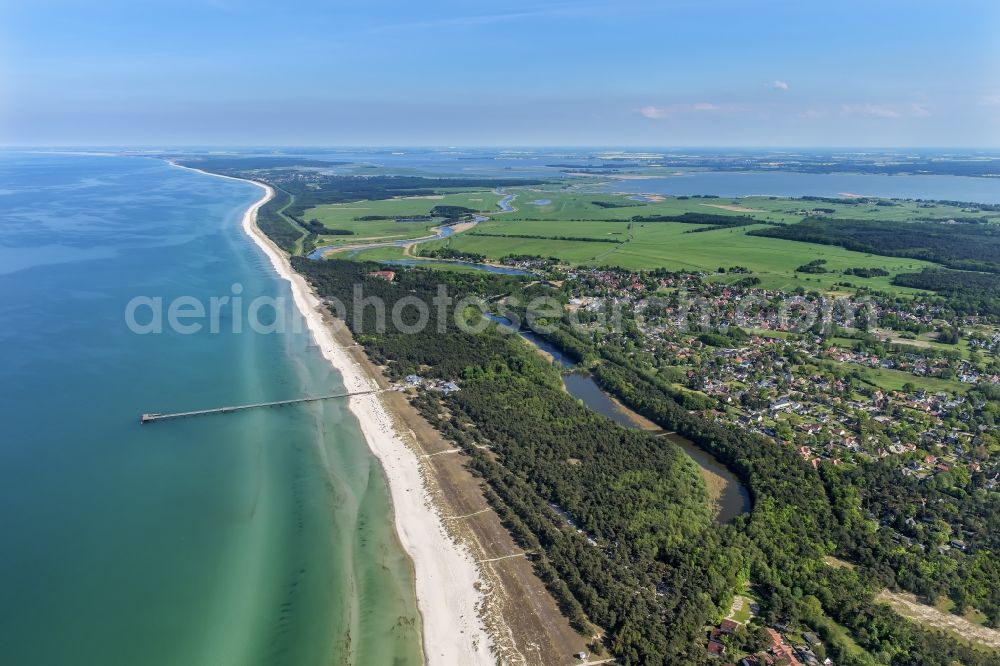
top-left (140, 389), bottom-right (380, 424)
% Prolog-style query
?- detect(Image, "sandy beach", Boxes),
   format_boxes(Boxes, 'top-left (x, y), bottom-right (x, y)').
top-left (173, 163), bottom-right (494, 666)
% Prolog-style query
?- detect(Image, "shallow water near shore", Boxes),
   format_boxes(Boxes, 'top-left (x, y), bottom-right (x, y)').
top-left (0, 154), bottom-right (423, 665)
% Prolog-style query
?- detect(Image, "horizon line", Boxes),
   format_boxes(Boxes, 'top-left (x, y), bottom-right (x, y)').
top-left (4, 145), bottom-right (1000, 152)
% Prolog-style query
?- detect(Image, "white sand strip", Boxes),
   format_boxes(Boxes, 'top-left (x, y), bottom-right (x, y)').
top-left (171, 162), bottom-right (494, 666)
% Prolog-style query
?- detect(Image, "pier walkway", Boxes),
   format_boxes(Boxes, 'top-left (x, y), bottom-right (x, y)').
top-left (140, 389), bottom-right (380, 424)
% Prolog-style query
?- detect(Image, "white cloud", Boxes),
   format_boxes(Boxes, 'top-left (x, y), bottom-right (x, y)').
top-left (638, 102), bottom-right (744, 119)
top-left (981, 94), bottom-right (1000, 106)
top-left (364, 5), bottom-right (602, 34)
top-left (798, 109), bottom-right (826, 120)
top-left (863, 105), bottom-right (902, 119)
top-left (638, 105), bottom-right (670, 120)
top-left (841, 104), bottom-right (902, 119)
top-left (769, 80), bottom-right (790, 90)
top-left (838, 103), bottom-right (932, 119)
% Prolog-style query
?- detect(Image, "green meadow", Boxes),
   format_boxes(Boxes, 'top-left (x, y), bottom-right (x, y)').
top-left (315, 185), bottom-right (992, 295)
top-left (348, 245), bottom-right (409, 262)
top-left (304, 189), bottom-right (503, 244)
top-left (347, 245), bottom-right (503, 274)
top-left (858, 366), bottom-right (971, 395)
top-left (500, 187), bottom-right (998, 225)
top-left (427, 219), bottom-right (937, 293)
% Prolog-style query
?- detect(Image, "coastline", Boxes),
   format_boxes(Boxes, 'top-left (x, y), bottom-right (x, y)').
top-left (171, 162), bottom-right (494, 665)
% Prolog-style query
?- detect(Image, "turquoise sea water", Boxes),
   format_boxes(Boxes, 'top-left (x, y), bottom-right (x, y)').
top-left (0, 154), bottom-right (423, 665)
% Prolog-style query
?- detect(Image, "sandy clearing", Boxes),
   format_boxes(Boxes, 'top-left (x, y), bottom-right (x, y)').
top-left (877, 590), bottom-right (1000, 649)
top-left (699, 203), bottom-right (766, 213)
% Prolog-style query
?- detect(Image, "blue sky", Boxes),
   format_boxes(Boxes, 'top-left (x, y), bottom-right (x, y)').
top-left (1, 0), bottom-right (998, 146)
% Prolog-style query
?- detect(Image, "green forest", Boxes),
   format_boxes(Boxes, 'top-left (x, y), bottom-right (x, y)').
top-left (292, 258), bottom-right (1000, 666)
top-left (893, 269), bottom-right (1000, 317)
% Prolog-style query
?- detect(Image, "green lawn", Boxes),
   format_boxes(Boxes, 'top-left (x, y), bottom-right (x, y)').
top-left (857, 366), bottom-right (970, 395)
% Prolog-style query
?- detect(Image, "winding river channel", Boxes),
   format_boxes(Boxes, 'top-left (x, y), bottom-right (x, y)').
top-left (307, 220), bottom-right (468, 260)
top-left (514, 327), bottom-right (751, 524)
top-left (308, 187), bottom-right (516, 260)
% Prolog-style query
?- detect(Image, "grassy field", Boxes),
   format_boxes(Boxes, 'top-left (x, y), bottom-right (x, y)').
top-left (305, 189), bottom-right (503, 244)
top-left (346, 245), bottom-right (409, 262)
top-left (766, 326), bottom-right (975, 362)
top-left (347, 245), bottom-right (500, 273)
top-left (317, 185), bottom-right (989, 294)
top-left (430, 216), bottom-right (937, 292)
top-left (500, 187), bottom-right (999, 225)
top-left (870, 329), bottom-right (974, 360)
top-left (857, 366), bottom-right (970, 395)
top-left (934, 596), bottom-right (991, 627)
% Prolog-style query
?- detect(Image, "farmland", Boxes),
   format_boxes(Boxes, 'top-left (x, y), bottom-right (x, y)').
top-left (293, 184), bottom-right (1000, 294)
top-left (303, 189), bottom-right (504, 245)
top-left (486, 188), bottom-right (1000, 225)
top-left (416, 188), bottom-right (967, 292)
top-left (445, 219), bottom-right (935, 289)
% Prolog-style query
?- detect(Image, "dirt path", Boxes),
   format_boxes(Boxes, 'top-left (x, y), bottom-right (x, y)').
top-left (877, 590), bottom-right (1000, 649)
top-left (699, 203), bottom-right (765, 213)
